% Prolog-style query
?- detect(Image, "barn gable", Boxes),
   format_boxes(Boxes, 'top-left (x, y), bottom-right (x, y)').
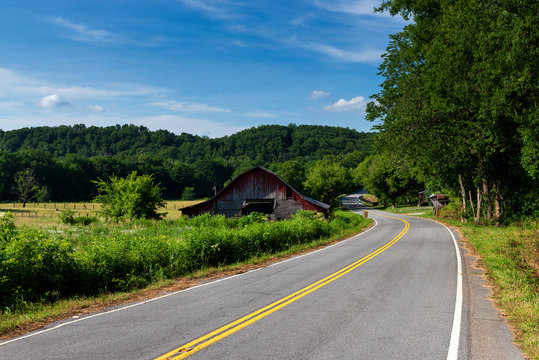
top-left (180, 166), bottom-right (330, 219)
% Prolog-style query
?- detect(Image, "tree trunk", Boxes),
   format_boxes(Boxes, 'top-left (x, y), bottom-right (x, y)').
top-left (493, 182), bottom-right (502, 221)
top-left (476, 187), bottom-right (482, 223)
top-left (458, 174), bottom-right (467, 222)
top-left (482, 178), bottom-right (492, 220)
top-left (468, 190), bottom-right (476, 219)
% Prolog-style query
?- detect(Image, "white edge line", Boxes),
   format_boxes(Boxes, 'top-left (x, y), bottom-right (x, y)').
top-left (0, 211), bottom-right (376, 347)
top-left (442, 223), bottom-right (463, 360)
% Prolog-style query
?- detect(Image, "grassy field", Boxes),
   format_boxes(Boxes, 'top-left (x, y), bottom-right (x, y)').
top-left (0, 200), bottom-right (202, 227)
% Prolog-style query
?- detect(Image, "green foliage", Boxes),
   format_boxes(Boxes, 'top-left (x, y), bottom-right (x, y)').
top-left (0, 125), bottom-right (374, 202)
top-left (13, 169), bottom-right (44, 207)
top-left (58, 209), bottom-right (99, 226)
top-left (355, 154), bottom-right (422, 208)
top-left (304, 159), bottom-right (354, 205)
top-left (0, 210), bottom-right (370, 311)
top-left (93, 171), bottom-right (165, 221)
top-left (181, 187), bottom-right (197, 200)
top-left (272, 160), bottom-right (306, 192)
top-left (0, 212), bottom-right (16, 244)
top-left (368, 0), bottom-right (538, 220)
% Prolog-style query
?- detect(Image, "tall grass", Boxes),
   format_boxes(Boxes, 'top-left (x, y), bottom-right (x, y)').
top-left (0, 210), bottom-right (369, 314)
top-left (458, 223), bottom-right (538, 359)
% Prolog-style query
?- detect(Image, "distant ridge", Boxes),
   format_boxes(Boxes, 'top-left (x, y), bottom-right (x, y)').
top-left (0, 124), bottom-right (375, 163)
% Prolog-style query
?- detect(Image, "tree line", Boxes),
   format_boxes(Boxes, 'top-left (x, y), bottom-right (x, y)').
top-left (0, 124), bottom-right (374, 203)
top-left (362, 0), bottom-right (538, 221)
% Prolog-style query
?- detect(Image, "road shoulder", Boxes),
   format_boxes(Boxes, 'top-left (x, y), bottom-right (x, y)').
top-left (455, 226), bottom-right (525, 360)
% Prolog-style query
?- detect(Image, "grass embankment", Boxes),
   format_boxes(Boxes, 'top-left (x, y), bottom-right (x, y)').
top-left (444, 219), bottom-right (539, 360)
top-left (0, 210), bottom-right (371, 337)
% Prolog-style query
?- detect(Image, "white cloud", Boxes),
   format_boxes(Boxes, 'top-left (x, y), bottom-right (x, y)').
top-left (310, 90), bottom-right (331, 101)
top-left (143, 115), bottom-right (246, 138)
top-left (150, 100), bottom-right (231, 113)
top-left (89, 105), bottom-right (105, 112)
top-left (305, 42), bottom-right (382, 63)
top-left (324, 95), bottom-right (367, 112)
top-left (38, 94), bottom-right (70, 108)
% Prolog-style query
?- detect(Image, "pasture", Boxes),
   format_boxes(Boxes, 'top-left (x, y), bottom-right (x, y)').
top-left (0, 200), bottom-right (202, 227)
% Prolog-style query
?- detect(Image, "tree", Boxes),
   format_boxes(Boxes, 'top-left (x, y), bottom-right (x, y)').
top-left (355, 154), bottom-right (422, 209)
top-left (304, 159), bottom-right (354, 205)
top-left (13, 170), bottom-right (43, 207)
top-left (273, 160), bottom-right (306, 192)
top-left (93, 171), bottom-right (165, 221)
top-left (367, 0), bottom-right (538, 220)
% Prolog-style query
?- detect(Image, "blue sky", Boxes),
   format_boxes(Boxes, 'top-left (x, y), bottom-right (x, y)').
top-left (0, 0), bottom-right (405, 138)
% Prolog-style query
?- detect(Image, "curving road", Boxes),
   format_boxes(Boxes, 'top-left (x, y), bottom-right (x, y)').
top-left (0, 195), bottom-right (522, 359)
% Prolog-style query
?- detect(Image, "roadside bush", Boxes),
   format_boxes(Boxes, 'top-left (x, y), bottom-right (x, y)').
top-left (0, 212), bottom-right (16, 244)
top-left (59, 209), bottom-right (99, 226)
top-left (0, 210), bottom-right (370, 312)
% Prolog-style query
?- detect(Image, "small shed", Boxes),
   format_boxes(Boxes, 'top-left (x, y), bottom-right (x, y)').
top-left (180, 166), bottom-right (330, 219)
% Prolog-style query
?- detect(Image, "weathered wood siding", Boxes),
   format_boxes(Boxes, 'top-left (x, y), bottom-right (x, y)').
top-left (181, 166), bottom-right (329, 218)
top-left (218, 167), bottom-right (288, 201)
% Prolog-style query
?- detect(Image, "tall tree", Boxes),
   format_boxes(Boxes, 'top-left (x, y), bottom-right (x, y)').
top-left (367, 0), bottom-right (538, 220)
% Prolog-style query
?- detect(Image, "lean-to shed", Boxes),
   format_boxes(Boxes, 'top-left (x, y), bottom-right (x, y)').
top-left (180, 166), bottom-right (330, 219)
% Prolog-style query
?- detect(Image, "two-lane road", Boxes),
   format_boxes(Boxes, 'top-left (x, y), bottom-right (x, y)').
top-left (0, 195), bottom-right (504, 359)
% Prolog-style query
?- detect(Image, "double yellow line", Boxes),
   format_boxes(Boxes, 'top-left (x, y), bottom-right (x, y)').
top-left (155, 214), bottom-right (409, 360)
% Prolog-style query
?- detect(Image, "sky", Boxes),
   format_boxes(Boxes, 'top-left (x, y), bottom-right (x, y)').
top-left (0, 0), bottom-right (406, 138)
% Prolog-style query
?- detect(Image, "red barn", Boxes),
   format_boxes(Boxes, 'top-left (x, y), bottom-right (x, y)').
top-left (180, 166), bottom-right (330, 219)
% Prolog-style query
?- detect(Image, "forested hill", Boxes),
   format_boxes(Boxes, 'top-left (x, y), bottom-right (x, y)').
top-left (0, 124), bottom-right (374, 163)
top-left (0, 124), bottom-right (374, 201)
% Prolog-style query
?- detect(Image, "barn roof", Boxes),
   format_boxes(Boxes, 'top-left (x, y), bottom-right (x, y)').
top-left (180, 165), bottom-right (330, 214)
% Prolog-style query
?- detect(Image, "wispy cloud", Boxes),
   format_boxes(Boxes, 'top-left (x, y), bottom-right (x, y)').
top-left (175, 0), bottom-right (240, 20)
top-left (305, 43), bottom-right (382, 63)
top-left (0, 67), bottom-right (165, 100)
top-left (313, 0), bottom-right (382, 16)
top-left (51, 17), bottom-right (121, 44)
top-left (0, 101), bottom-right (22, 110)
top-left (310, 90), bottom-right (331, 101)
top-left (242, 111), bottom-right (277, 118)
top-left (49, 17), bottom-right (172, 47)
top-left (324, 95), bottom-right (367, 112)
top-left (150, 100), bottom-right (231, 113)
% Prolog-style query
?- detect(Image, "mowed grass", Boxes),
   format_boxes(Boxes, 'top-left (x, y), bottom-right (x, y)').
top-left (0, 200), bottom-right (202, 227)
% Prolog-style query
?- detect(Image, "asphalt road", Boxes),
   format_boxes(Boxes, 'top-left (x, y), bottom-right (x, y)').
top-left (0, 195), bottom-right (523, 359)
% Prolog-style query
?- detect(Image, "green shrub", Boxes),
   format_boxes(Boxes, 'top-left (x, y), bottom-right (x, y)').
top-left (0, 210), bottom-right (370, 312)
top-left (0, 212), bottom-right (16, 244)
top-left (59, 210), bottom-right (99, 226)
top-left (93, 171), bottom-right (166, 221)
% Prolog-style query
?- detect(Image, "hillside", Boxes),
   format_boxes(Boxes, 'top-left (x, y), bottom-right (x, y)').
top-left (0, 124), bottom-right (375, 201)
top-left (0, 124), bottom-right (374, 164)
